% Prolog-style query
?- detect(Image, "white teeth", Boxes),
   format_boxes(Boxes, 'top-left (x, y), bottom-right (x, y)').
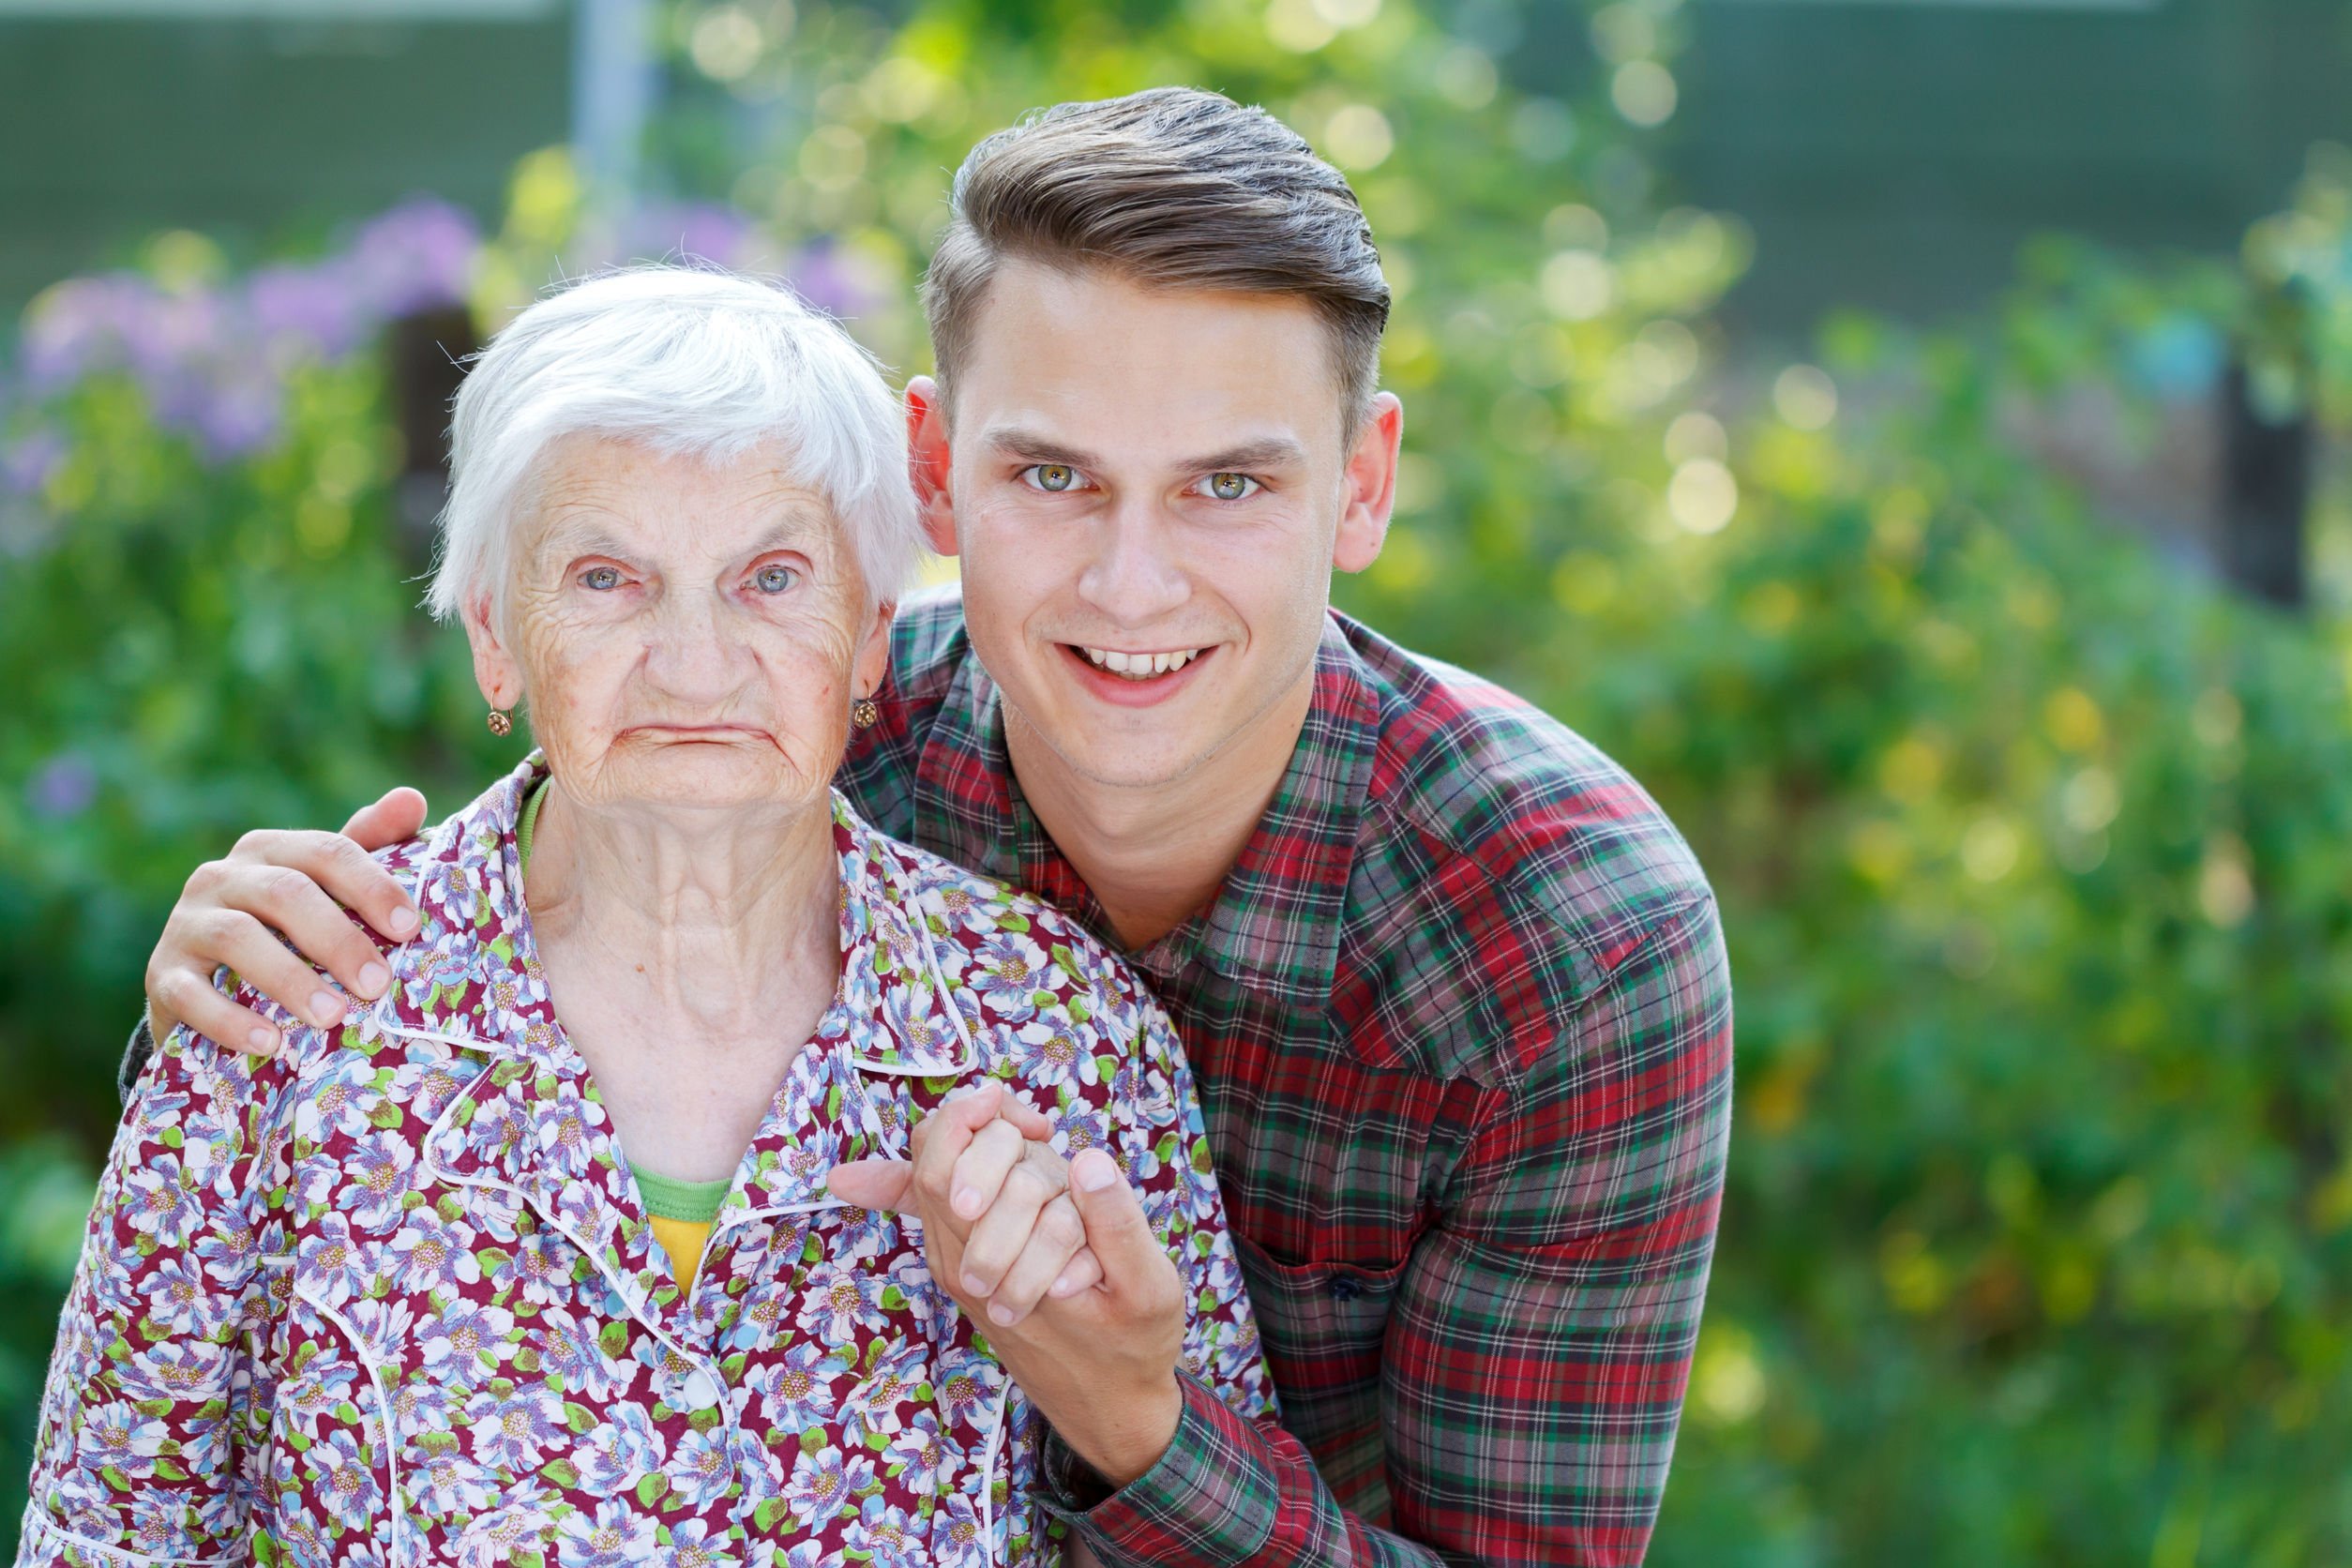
top-left (1078, 646), bottom-right (1202, 678)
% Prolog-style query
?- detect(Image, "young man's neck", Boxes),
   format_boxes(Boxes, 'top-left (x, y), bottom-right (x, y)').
top-left (1003, 671), bottom-right (1317, 952)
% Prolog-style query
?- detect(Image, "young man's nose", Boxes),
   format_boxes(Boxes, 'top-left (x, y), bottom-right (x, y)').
top-left (1074, 503), bottom-right (1190, 626)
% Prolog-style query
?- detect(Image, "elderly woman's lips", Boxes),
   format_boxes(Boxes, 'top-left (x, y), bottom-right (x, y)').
top-left (625, 724), bottom-right (768, 739)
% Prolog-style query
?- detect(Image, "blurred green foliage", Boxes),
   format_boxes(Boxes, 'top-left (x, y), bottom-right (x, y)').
top-left (5, 0), bottom-right (2351, 1560)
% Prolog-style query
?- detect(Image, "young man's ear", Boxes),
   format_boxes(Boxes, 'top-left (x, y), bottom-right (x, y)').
top-left (906, 376), bottom-right (958, 557)
top-left (461, 593), bottom-right (524, 714)
top-left (1333, 392), bottom-right (1404, 574)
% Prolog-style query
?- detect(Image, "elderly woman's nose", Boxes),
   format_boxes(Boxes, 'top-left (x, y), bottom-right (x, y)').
top-left (638, 589), bottom-right (759, 699)
top-left (1075, 502), bottom-right (1190, 626)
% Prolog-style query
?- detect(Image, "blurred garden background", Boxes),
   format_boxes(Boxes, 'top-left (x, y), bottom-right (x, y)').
top-left (4, 0), bottom-right (2351, 1560)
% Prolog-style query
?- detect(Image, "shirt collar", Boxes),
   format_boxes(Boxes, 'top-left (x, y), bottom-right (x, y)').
top-left (911, 613), bottom-right (1380, 1008)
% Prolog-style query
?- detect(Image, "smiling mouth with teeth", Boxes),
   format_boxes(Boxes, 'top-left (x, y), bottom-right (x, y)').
top-left (1076, 645), bottom-right (1206, 679)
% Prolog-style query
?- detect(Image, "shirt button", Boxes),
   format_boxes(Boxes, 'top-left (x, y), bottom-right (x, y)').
top-left (680, 1367), bottom-right (723, 1410)
top-left (1328, 1274), bottom-right (1362, 1303)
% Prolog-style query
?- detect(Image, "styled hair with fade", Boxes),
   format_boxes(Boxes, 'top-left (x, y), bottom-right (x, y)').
top-left (923, 86), bottom-right (1393, 434)
top-left (426, 265), bottom-right (925, 631)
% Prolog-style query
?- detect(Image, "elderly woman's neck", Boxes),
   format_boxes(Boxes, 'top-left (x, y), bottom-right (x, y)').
top-left (520, 783), bottom-right (842, 1021)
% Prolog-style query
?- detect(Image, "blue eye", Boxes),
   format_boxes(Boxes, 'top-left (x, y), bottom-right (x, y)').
top-left (753, 564), bottom-right (797, 594)
top-left (1027, 464), bottom-right (1078, 493)
top-left (580, 565), bottom-right (622, 591)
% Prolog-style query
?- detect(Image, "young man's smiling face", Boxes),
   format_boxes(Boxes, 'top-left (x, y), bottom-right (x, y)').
top-left (912, 260), bottom-right (1401, 794)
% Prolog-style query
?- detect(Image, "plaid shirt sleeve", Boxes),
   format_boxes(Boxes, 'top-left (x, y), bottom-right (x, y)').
top-left (1035, 893), bottom-right (1735, 1568)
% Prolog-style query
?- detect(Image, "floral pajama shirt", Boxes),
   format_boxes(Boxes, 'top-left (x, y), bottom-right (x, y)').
top-left (19, 756), bottom-right (1271, 1568)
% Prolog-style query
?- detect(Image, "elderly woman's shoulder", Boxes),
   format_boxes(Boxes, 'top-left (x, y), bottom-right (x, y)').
top-left (864, 824), bottom-right (1138, 995)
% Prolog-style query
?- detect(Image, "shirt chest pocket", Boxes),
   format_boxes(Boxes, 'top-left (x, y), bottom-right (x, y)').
top-left (1229, 1233), bottom-right (1410, 1377)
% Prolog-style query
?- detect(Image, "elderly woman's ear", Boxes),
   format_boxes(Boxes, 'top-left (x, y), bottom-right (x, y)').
top-left (855, 596), bottom-right (896, 707)
top-left (462, 592), bottom-right (525, 717)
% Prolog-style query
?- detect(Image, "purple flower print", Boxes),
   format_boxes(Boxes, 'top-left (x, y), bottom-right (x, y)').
top-left (746, 1336), bottom-right (852, 1431)
top-left (882, 1411), bottom-right (945, 1492)
top-left (796, 1259), bottom-right (888, 1345)
top-left (667, 1423), bottom-right (734, 1507)
top-left (572, 1400), bottom-right (659, 1497)
top-left (557, 1496), bottom-right (658, 1568)
top-left (70, 1404), bottom-right (166, 1481)
top-left (388, 1209), bottom-right (479, 1294)
top-left (1011, 1018), bottom-right (1097, 1093)
top-left (848, 1496), bottom-right (923, 1567)
top-left (339, 1128), bottom-right (417, 1229)
top-left (464, 1380), bottom-right (565, 1471)
top-left (294, 1213), bottom-right (376, 1304)
top-left (307, 1426), bottom-right (385, 1516)
top-left (779, 1444), bottom-right (875, 1529)
top-left (119, 1154), bottom-right (207, 1249)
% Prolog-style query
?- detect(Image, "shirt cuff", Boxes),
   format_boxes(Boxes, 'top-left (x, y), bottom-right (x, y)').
top-left (1033, 1373), bottom-right (1280, 1568)
top-left (119, 1011), bottom-right (158, 1107)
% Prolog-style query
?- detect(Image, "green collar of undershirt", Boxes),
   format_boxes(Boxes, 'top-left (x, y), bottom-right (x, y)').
top-left (634, 1166), bottom-right (731, 1224)
top-left (517, 776), bottom-right (550, 876)
top-left (518, 778), bottom-right (728, 1227)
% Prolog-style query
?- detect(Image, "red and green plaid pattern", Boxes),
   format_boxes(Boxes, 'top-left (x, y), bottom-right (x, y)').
top-left (844, 593), bottom-right (1735, 1567)
top-left (117, 592), bottom-right (1734, 1566)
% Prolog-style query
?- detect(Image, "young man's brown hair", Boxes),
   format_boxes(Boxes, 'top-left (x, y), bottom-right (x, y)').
top-left (922, 85), bottom-right (1392, 434)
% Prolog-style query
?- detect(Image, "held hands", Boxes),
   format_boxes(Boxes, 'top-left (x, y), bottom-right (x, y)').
top-left (827, 1081), bottom-right (1188, 1489)
top-left (144, 788), bottom-right (429, 1052)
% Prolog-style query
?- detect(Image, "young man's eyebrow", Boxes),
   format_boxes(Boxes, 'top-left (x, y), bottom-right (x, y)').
top-left (981, 429), bottom-right (1310, 475)
top-left (981, 427), bottom-right (1105, 470)
top-left (1173, 437), bottom-right (1311, 474)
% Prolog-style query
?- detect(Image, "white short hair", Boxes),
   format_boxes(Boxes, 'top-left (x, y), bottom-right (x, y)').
top-left (424, 264), bottom-right (924, 626)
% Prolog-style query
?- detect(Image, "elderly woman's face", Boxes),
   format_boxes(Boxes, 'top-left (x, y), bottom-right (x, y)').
top-left (467, 433), bottom-right (890, 816)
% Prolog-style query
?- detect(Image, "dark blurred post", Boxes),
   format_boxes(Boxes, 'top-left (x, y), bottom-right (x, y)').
top-left (2219, 280), bottom-right (2313, 611)
top-left (386, 307), bottom-right (477, 574)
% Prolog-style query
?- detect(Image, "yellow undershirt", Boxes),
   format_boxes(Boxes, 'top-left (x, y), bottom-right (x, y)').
top-left (519, 779), bottom-right (727, 1294)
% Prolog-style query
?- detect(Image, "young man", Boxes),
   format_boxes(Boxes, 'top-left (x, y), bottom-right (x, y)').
top-left (125, 88), bottom-right (1733, 1566)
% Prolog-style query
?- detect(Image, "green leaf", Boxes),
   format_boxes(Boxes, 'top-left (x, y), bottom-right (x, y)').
top-left (636, 1472), bottom-right (669, 1508)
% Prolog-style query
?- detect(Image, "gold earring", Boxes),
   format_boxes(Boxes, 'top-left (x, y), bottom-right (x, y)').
top-left (487, 708), bottom-right (513, 737)
top-left (851, 697), bottom-right (880, 730)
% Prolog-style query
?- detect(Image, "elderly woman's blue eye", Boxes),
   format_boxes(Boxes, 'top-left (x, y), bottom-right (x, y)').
top-left (581, 566), bottom-right (622, 590)
top-left (754, 564), bottom-right (797, 594)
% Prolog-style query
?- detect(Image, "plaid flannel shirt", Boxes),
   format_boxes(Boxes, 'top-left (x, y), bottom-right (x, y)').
top-left (843, 593), bottom-right (1733, 1567)
top-left (121, 591), bottom-right (1733, 1567)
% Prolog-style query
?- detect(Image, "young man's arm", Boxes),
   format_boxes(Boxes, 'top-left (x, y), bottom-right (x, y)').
top-left (1035, 895), bottom-right (1736, 1568)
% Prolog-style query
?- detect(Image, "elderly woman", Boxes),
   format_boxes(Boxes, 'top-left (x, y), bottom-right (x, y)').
top-left (20, 268), bottom-right (1267, 1568)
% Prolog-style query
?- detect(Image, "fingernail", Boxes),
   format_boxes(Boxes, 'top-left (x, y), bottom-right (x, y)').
top-left (248, 1027), bottom-right (279, 1055)
top-left (961, 1272), bottom-right (989, 1298)
top-left (952, 1187), bottom-right (982, 1220)
top-left (1076, 1152), bottom-right (1118, 1192)
top-left (387, 905), bottom-right (418, 937)
top-left (988, 1303), bottom-right (1018, 1326)
top-left (357, 961), bottom-right (390, 998)
top-left (309, 991), bottom-right (344, 1028)
top-left (1049, 1274), bottom-right (1080, 1298)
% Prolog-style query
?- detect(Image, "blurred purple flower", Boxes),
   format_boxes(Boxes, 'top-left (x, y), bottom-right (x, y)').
top-left (190, 368), bottom-right (283, 460)
top-left (247, 260), bottom-right (367, 360)
top-left (27, 753), bottom-right (96, 821)
top-left (20, 275), bottom-right (152, 393)
top-left (787, 239), bottom-right (874, 320)
top-left (624, 201), bottom-right (756, 269)
top-left (2, 428), bottom-right (64, 495)
top-left (345, 196), bottom-right (479, 319)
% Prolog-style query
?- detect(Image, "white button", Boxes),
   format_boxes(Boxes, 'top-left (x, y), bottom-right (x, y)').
top-left (680, 1367), bottom-right (722, 1410)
